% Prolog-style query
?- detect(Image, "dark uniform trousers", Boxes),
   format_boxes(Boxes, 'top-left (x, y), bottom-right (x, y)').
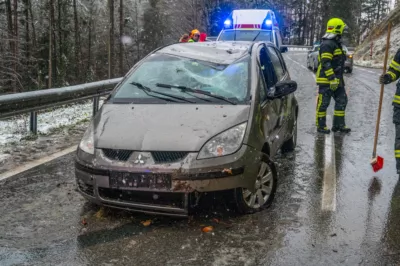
top-left (393, 84), bottom-right (400, 171)
top-left (316, 83), bottom-right (348, 129)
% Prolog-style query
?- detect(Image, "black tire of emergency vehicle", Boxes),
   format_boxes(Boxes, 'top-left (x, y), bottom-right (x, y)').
top-left (234, 154), bottom-right (277, 214)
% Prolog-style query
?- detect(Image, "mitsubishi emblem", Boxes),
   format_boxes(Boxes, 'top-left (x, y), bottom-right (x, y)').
top-left (134, 154), bottom-right (145, 164)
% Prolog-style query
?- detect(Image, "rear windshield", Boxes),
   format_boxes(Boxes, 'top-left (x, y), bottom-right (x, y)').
top-left (110, 54), bottom-right (250, 105)
top-left (218, 30), bottom-right (272, 42)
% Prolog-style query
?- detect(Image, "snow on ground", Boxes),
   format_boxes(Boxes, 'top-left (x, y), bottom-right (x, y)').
top-left (0, 99), bottom-right (106, 174)
top-left (354, 60), bottom-right (383, 69)
top-left (354, 24), bottom-right (400, 69)
top-left (0, 100), bottom-right (103, 147)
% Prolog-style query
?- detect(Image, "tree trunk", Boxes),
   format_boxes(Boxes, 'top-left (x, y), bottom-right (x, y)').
top-left (58, 0), bottom-right (62, 75)
top-left (13, 0), bottom-right (18, 92)
top-left (24, 0), bottom-right (30, 59)
top-left (87, 14), bottom-right (92, 81)
top-left (135, 0), bottom-right (140, 62)
top-left (73, 0), bottom-right (80, 80)
top-left (376, 0), bottom-right (382, 22)
top-left (51, 0), bottom-right (56, 85)
top-left (28, 0), bottom-right (36, 47)
top-left (108, 0), bottom-right (114, 79)
top-left (119, 0), bottom-right (124, 76)
top-left (49, 0), bottom-right (53, 88)
top-left (6, 0), bottom-right (13, 52)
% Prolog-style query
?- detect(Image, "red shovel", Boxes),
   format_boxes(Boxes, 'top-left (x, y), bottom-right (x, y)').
top-left (371, 22), bottom-right (392, 172)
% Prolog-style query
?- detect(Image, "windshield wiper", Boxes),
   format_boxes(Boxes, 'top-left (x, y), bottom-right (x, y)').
top-left (156, 83), bottom-right (237, 105)
top-left (130, 82), bottom-right (195, 103)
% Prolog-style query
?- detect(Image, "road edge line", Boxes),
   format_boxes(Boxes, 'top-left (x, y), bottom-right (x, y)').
top-left (0, 145), bottom-right (77, 181)
top-left (321, 117), bottom-right (337, 211)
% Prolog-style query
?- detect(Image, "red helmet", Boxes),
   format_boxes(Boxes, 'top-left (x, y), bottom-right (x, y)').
top-left (199, 33), bottom-right (207, 42)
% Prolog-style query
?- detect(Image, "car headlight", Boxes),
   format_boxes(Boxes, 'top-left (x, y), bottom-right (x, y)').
top-left (79, 124), bottom-right (95, 155)
top-left (197, 122), bottom-right (247, 159)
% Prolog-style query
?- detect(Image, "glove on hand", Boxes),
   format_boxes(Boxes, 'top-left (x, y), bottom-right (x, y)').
top-left (330, 78), bottom-right (340, 90)
top-left (379, 74), bottom-right (392, 85)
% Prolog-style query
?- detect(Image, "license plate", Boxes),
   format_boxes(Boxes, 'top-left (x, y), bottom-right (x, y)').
top-left (109, 172), bottom-right (171, 189)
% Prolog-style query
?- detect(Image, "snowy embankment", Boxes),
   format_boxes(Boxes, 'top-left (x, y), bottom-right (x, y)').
top-left (0, 100), bottom-right (98, 146)
top-left (354, 6), bottom-right (400, 69)
top-left (0, 100), bottom-right (104, 171)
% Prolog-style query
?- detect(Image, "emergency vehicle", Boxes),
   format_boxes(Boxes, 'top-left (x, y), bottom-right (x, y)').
top-left (216, 9), bottom-right (287, 52)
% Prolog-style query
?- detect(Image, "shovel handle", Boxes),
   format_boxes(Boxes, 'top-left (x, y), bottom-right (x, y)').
top-left (373, 22), bottom-right (392, 158)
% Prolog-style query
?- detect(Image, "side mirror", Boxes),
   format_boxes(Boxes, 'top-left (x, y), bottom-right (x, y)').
top-left (273, 80), bottom-right (297, 98)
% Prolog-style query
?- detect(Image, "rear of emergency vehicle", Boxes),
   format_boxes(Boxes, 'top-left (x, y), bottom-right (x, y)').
top-left (216, 9), bottom-right (287, 52)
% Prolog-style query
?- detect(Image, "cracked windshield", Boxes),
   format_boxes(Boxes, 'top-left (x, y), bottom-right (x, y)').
top-left (113, 54), bottom-right (249, 103)
top-left (1, 0), bottom-right (400, 265)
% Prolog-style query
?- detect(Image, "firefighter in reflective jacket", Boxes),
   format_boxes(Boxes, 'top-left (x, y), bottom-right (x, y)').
top-left (316, 18), bottom-right (351, 134)
top-left (379, 49), bottom-right (400, 174)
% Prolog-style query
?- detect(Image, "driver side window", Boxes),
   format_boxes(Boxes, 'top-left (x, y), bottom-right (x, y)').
top-left (259, 46), bottom-right (277, 88)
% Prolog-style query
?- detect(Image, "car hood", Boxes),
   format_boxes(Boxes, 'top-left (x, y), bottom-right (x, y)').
top-left (94, 104), bottom-right (250, 151)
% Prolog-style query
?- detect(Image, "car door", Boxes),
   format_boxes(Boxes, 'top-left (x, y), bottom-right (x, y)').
top-left (266, 46), bottom-right (291, 148)
top-left (258, 44), bottom-right (282, 155)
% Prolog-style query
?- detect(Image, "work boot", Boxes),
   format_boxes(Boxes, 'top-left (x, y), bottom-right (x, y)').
top-left (317, 126), bottom-right (331, 134)
top-left (332, 126), bottom-right (351, 133)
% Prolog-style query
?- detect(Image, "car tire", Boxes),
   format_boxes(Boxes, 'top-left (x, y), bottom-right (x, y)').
top-left (281, 117), bottom-right (297, 153)
top-left (313, 60), bottom-right (318, 72)
top-left (307, 59), bottom-right (311, 69)
top-left (348, 68), bottom-right (353, 74)
top-left (234, 154), bottom-right (277, 214)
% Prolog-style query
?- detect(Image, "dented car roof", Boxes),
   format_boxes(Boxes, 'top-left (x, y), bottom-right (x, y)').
top-left (157, 41), bottom-right (253, 65)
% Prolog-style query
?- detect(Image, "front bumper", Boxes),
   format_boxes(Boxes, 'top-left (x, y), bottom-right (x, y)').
top-left (345, 60), bottom-right (353, 69)
top-left (75, 145), bottom-right (261, 216)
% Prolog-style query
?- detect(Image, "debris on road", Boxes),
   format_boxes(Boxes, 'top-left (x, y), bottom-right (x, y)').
top-left (141, 220), bottom-right (152, 227)
top-left (222, 168), bottom-right (232, 175)
top-left (202, 226), bottom-right (213, 233)
top-left (81, 218), bottom-right (87, 226)
top-left (95, 207), bottom-right (106, 219)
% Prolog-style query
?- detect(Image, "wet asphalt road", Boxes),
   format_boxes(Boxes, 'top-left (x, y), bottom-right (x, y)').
top-left (1, 52), bottom-right (400, 266)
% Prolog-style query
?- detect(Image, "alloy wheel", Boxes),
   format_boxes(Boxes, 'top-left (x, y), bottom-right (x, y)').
top-left (242, 162), bottom-right (274, 209)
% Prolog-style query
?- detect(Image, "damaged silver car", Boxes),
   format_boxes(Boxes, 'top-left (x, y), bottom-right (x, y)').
top-left (75, 41), bottom-right (298, 217)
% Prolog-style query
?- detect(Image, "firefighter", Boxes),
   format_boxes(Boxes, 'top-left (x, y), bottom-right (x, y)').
top-left (315, 18), bottom-right (351, 134)
top-left (188, 29), bottom-right (200, 42)
top-left (379, 48), bottom-right (400, 174)
top-left (179, 34), bottom-right (189, 43)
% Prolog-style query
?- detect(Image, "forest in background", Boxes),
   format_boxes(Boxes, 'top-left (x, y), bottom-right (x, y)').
top-left (0, 0), bottom-right (396, 93)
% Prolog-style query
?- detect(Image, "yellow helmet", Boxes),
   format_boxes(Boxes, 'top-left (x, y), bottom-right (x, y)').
top-left (190, 29), bottom-right (200, 37)
top-left (326, 18), bottom-right (346, 35)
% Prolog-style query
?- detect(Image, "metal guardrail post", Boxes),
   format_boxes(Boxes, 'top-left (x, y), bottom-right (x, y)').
top-left (93, 96), bottom-right (100, 116)
top-left (29, 111), bottom-right (37, 134)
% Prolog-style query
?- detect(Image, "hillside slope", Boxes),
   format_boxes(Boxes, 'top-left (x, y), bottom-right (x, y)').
top-left (355, 5), bottom-right (400, 68)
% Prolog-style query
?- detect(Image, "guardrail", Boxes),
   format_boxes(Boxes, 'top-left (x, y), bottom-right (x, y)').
top-left (0, 78), bottom-right (122, 134)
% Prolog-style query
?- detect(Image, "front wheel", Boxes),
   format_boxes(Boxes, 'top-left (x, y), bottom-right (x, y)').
top-left (234, 154), bottom-right (277, 214)
top-left (313, 60), bottom-right (318, 72)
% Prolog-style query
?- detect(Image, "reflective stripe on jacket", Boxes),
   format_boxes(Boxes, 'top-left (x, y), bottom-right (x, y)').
top-left (316, 38), bottom-right (345, 86)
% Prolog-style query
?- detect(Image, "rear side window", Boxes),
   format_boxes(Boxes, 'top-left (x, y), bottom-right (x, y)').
top-left (267, 47), bottom-right (286, 81)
